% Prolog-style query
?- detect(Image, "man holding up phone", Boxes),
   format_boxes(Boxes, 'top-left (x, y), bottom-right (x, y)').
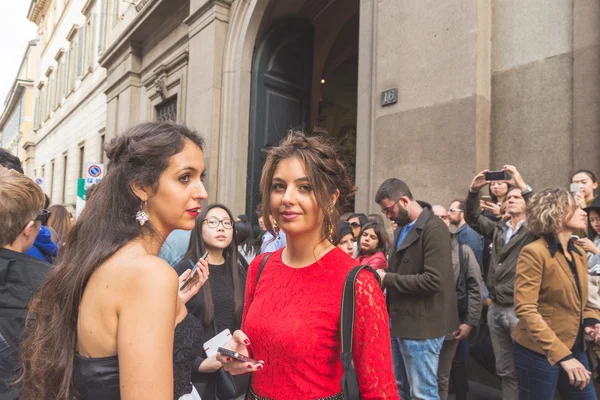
top-left (464, 165), bottom-right (537, 400)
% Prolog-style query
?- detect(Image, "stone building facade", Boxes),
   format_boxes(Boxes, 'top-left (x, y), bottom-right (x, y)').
top-left (19, 0), bottom-right (600, 214)
top-left (25, 0), bottom-right (110, 206)
top-left (0, 41), bottom-right (38, 170)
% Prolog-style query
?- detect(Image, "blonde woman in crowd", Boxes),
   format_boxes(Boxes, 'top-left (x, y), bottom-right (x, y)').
top-left (513, 187), bottom-right (600, 399)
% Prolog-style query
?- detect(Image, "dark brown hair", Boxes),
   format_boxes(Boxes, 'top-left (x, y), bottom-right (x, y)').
top-left (357, 222), bottom-right (389, 255)
top-left (375, 178), bottom-right (414, 203)
top-left (17, 122), bottom-right (205, 400)
top-left (259, 131), bottom-right (356, 245)
top-left (185, 204), bottom-right (245, 325)
top-left (451, 199), bottom-right (465, 211)
top-left (47, 205), bottom-right (73, 245)
top-left (572, 169), bottom-right (598, 184)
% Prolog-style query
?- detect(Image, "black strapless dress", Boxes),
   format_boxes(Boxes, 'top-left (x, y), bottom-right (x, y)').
top-left (74, 313), bottom-right (203, 399)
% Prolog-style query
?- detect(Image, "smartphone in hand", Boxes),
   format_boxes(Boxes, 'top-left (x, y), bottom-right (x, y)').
top-left (570, 183), bottom-right (581, 196)
top-left (485, 170), bottom-right (510, 182)
top-left (217, 347), bottom-right (258, 364)
top-left (180, 251), bottom-right (208, 291)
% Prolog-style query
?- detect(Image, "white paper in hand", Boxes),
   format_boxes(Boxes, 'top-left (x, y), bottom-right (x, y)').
top-left (203, 329), bottom-right (232, 358)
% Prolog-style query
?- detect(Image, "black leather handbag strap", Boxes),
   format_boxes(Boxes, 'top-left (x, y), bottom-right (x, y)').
top-left (254, 253), bottom-right (272, 289)
top-left (340, 265), bottom-right (381, 400)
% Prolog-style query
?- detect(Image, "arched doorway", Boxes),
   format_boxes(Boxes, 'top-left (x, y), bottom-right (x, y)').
top-left (245, 0), bottom-right (359, 217)
top-left (246, 20), bottom-right (314, 218)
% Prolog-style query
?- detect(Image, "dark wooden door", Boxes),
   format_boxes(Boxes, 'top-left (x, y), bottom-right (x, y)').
top-left (246, 20), bottom-right (314, 219)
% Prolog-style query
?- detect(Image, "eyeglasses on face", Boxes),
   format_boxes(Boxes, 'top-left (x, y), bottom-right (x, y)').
top-left (20, 209), bottom-right (51, 233)
top-left (203, 217), bottom-right (233, 230)
top-left (448, 208), bottom-right (462, 213)
top-left (381, 198), bottom-right (401, 214)
top-left (349, 222), bottom-right (361, 228)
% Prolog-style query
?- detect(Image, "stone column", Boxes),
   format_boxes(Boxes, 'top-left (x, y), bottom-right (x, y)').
top-left (357, 0), bottom-right (491, 209)
top-left (102, 43), bottom-right (142, 139)
top-left (184, 0), bottom-right (232, 205)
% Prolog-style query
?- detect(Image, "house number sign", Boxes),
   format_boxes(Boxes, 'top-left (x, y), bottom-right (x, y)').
top-left (381, 88), bottom-right (398, 106)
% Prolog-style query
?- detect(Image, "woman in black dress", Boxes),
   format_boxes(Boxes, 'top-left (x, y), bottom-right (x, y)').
top-left (18, 122), bottom-right (209, 400)
top-left (174, 204), bottom-right (248, 400)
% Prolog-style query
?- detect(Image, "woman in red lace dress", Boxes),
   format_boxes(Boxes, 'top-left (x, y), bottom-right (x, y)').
top-left (218, 132), bottom-right (399, 399)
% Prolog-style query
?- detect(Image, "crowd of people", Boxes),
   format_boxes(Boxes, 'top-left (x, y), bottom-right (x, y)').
top-left (0, 121), bottom-right (600, 400)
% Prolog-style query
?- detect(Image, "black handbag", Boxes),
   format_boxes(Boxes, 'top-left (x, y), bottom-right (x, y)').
top-left (340, 265), bottom-right (381, 400)
top-left (213, 308), bottom-right (238, 400)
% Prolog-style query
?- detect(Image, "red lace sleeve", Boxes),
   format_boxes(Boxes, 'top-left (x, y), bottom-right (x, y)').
top-left (352, 270), bottom-right (399, 399)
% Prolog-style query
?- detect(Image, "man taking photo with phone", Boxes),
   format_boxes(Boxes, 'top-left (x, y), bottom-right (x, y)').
top-left (464, 165), bottom-right (537, 400)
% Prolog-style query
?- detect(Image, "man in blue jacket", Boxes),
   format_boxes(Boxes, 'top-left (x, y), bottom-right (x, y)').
top-left (448, 199), bottom-right (484, 267)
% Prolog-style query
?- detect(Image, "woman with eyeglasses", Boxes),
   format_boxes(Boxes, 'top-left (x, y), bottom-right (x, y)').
top-left (173, 204), bottom-right (248, 400)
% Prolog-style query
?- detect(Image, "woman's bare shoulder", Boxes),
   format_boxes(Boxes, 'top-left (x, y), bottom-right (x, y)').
top-left (99, 248), bottom-right (179, 298)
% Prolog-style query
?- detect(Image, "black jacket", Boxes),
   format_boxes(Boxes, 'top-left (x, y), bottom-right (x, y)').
top-left (0, 248), bottom-right (52, 397)
top-left (464, 190), bottom-right (537, 304)
top-left (384, 202), bottom-right (460, 339)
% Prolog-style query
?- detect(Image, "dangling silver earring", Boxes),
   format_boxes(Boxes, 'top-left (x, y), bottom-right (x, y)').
top-left (136, 200), bottom-right (149, 226)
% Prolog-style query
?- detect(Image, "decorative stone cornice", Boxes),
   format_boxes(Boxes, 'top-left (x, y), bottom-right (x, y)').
top-left (141, 50), bottom-right (189, 89)
top-left (82, 0), bottom-right (96, 16)
top-left (184, 0), bottom-right (232, 29)
top-left (54, 48), bottom-right (65, 61)
top-left (135, 0), bottom-right (153, 12)
top-left (44, 66), bottom-right (55, 77)
top-left (27, 0), bottom-right (50, 25)
top-left (66, 24), bottom-right (79, 41)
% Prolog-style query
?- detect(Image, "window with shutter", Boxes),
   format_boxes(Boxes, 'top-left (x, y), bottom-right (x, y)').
top-left (77, 26), bottom-right (85, 79)
top-left (33, 96), bottom-right (39, 129)
top-left (49, 74), bottom-right (56, 113)
top-left (69, 39), bottom-right (77, 91)
top-left (54, 62), bottom-right (63, 109)
top-left (98, 0), bottom-right (106, 53)
top-left (62, 51), bottom-right (69, 97)
top-left (43, 86), bottom-right (49, 121)
top-left (40, 88), bottom-right (45, 122)
top-left (55, 65), bottom-right (61, 108)
top-left (112, 0), bottom-right (119, 26)
top-left (87, 14), bottom-right (96, 71)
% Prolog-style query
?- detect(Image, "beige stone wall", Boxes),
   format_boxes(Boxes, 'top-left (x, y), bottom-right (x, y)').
top-left (361, 0), bottom-right (490, 210)
top-left (491, 0), bottom-right (600, 191)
